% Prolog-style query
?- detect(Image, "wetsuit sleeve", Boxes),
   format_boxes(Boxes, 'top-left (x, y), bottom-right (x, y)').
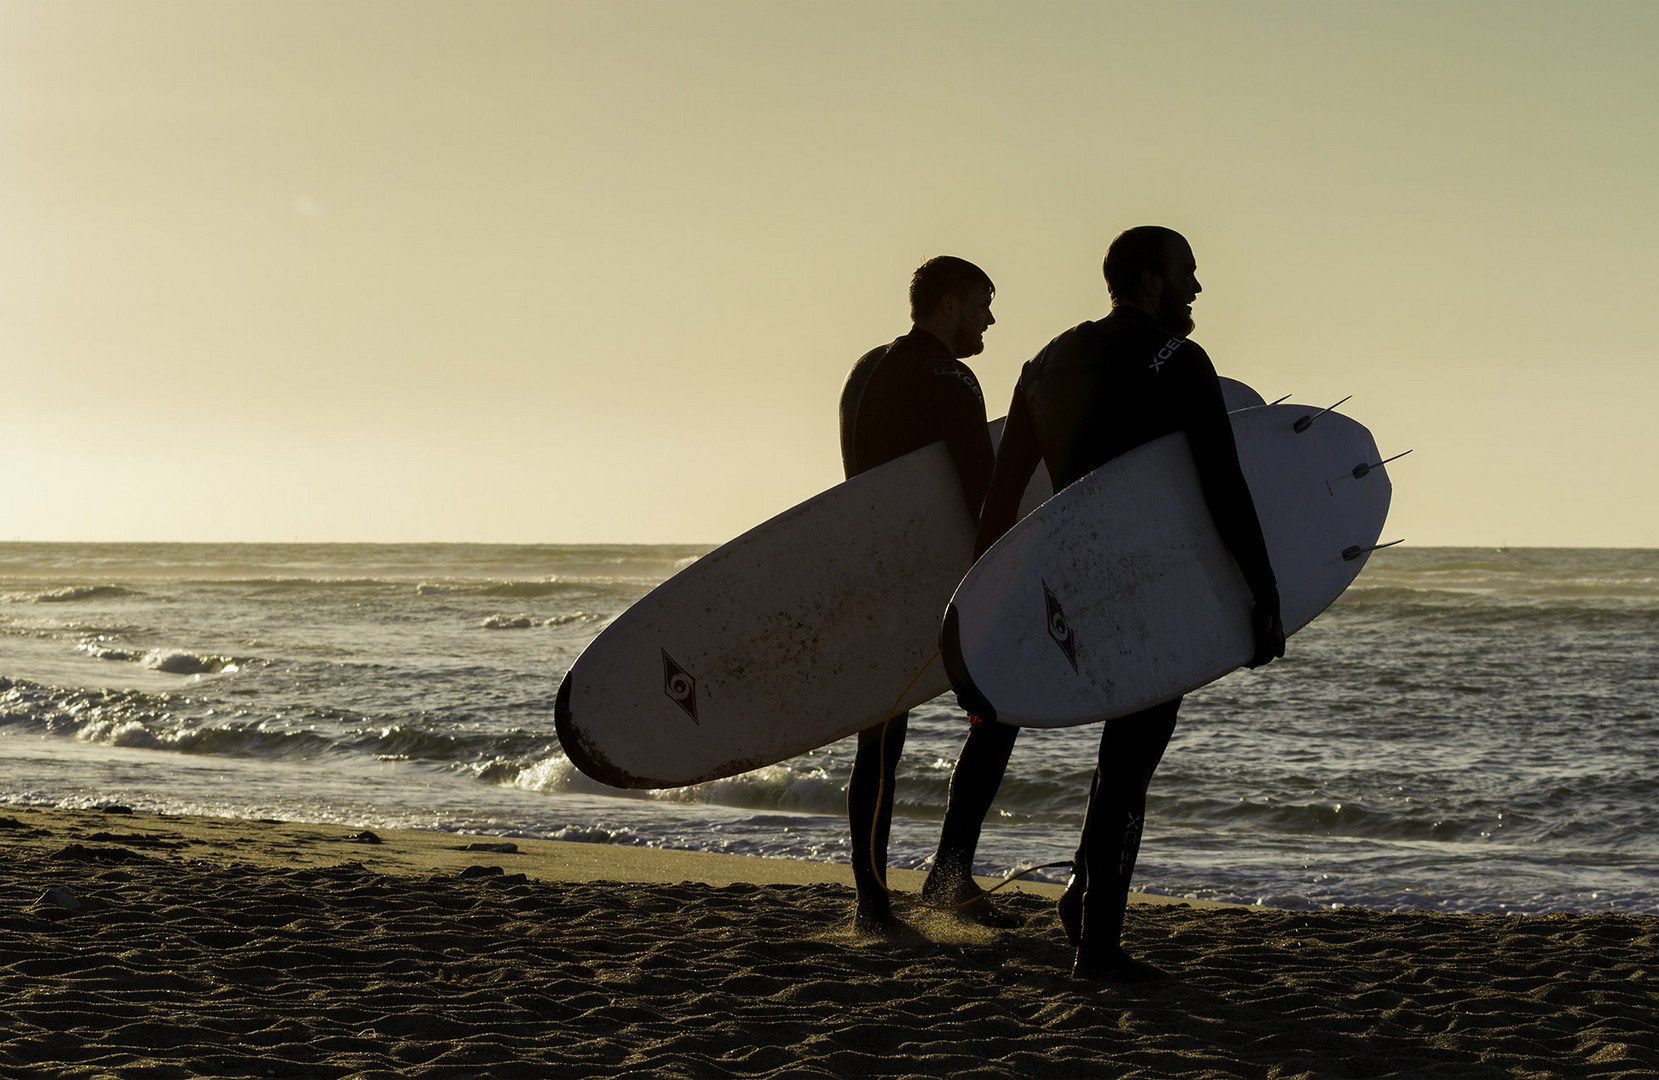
top-left (972, 378), bottom-right (1043, 559)
top-left (938, 387), bottom-right (995, 529)
top-left (1182, 358), bottom-right (1280, 615)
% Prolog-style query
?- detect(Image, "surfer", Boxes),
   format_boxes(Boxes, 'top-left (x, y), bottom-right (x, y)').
top-left (970, 227), bottom-right (1284, 981)
top-left (839, 256), bottom-right (1022, 936)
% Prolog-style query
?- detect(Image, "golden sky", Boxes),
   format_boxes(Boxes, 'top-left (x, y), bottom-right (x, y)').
top-left (3, 0), bottom-right (1654, 546)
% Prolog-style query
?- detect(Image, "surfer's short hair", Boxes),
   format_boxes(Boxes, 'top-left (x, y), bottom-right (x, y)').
top-left (910, 256), bottom-right (995, 322)
top-left (1103, 226), bottom-right (1185, 304)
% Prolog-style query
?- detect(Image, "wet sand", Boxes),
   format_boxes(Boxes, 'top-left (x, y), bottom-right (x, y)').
top-left (3, 805), bottom-right (1655, 1079)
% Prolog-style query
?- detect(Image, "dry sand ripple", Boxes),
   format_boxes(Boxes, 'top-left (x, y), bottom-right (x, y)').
top-left (2, 808), bottom-right (1655, 1079)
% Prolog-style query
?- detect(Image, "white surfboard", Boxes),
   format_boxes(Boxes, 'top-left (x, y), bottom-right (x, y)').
top-left (555, 427), bottom-right (1020, 789)
top-left (555, 378), bottom-right (1267, 789)
top-left (1221, 379), bottom-right (1266, 410)
top-left (940, 403), bottom-right (1392, 728)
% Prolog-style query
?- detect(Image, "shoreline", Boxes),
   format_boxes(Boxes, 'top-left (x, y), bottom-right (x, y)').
top-left (0, 803), bottom-right (1080, 898)
top-left (0, 802), bottom-right (1240, 908)
top-left (4, 805), bottom-right (1657, 1079)
top-left (3, 803), bottom-right (1271, 909)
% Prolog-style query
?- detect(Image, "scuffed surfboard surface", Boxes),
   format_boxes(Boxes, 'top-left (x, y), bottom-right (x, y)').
top-left (942, 404), bottom-right (1392, 727)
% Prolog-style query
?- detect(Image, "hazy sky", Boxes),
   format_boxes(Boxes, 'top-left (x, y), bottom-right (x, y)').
top-left (4, 1), bottom-right (1654, 546)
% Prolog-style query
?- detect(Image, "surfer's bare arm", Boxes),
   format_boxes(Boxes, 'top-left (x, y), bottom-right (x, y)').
top-left (972, 384), bottom-right (1043, 559)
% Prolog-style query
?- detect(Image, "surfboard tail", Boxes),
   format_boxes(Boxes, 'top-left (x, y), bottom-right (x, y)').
top-left (940, 602), bottom-right (998, 724)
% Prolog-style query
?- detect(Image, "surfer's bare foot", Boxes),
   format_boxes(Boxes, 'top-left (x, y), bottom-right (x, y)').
top-left (1072, 945), bottom-right (1171, 983)
top-left (1056, 884), bottom-right (1082, 946)
top-left (953, 890), bottom-right (1024, 929)
top-left (920, 873), bottom-right (1024, 930)
top-left (851, 902), bottom-right (909, 940)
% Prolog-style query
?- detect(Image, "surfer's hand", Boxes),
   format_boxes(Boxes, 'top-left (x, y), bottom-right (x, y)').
top-left (1247, 606), bottom-right (1285, 669)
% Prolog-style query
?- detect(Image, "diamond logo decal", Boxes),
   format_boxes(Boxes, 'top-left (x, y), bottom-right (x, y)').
top-left (1043, 580), bottom-right (1079, 673)
top-left (662, 649), bottom-right (699, 724)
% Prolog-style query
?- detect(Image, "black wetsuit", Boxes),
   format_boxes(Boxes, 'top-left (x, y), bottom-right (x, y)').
top-left (840, 327), bottom-right (992, 500)
top-left (838, 327), bottom-right (1013, 919)
top-left (973, 305), bottom-right (1279, 962)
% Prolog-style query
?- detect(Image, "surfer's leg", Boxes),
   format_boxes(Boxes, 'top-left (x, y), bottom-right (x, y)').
top-left (1073, 698), bottom-right (1180, 981)
top-left (929, 716), bottom-right (1015, 895)
top-left (848, 713), bottom-right (908, 934)
top-left (922, 718), bottom-right (1022, 926)
top-left (1057, 767), bottom-right (1100, 946)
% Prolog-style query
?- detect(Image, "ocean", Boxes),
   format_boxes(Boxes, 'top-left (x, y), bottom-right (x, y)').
top-left (2, 542), bottom-right (1655, 916)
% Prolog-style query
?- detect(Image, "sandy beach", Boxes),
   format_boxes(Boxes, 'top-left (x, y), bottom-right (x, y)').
top-left (3, 805), bottom-right (1655, 1079)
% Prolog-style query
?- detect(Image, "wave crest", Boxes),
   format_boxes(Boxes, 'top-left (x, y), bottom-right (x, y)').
top-left (32, 585), bottom-right (136, 603)
top-left (77, 641), bottom-right (244, 675)
top-left (480, 611), bottom-right (595, 630)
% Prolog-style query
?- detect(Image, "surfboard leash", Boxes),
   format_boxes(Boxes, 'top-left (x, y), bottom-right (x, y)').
top-left (868, 651), bottom-right (1071, 915)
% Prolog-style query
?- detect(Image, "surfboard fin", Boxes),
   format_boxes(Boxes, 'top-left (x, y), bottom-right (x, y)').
top-left (1351, 448), bottom-right (1413, 479)
top-left (1269, 393), bottom-right (1293, 405)
top-left (1294, 395), bottom-right (1354, 433)
top-left (1342, 538), bottom-right (1405, 561)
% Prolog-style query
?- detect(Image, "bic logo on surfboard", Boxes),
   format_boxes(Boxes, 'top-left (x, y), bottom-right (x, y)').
top-left (1042, 581), bottom-right (1080, 673)
top-left (661, 649), bottom-right (699, 724)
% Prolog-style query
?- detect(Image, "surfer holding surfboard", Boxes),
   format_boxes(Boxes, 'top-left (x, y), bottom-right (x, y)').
top-left (838, 256), bottom-right (1024, 937)
top-left (963, 228), bottom-right (1284, 981)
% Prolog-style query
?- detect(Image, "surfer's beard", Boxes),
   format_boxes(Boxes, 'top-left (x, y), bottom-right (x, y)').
top-left (1159, 297), bottom-right (1195, 337)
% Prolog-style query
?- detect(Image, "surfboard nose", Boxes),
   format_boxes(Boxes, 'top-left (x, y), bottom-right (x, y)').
top-left (555, 671), bottom-right (644, 789)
